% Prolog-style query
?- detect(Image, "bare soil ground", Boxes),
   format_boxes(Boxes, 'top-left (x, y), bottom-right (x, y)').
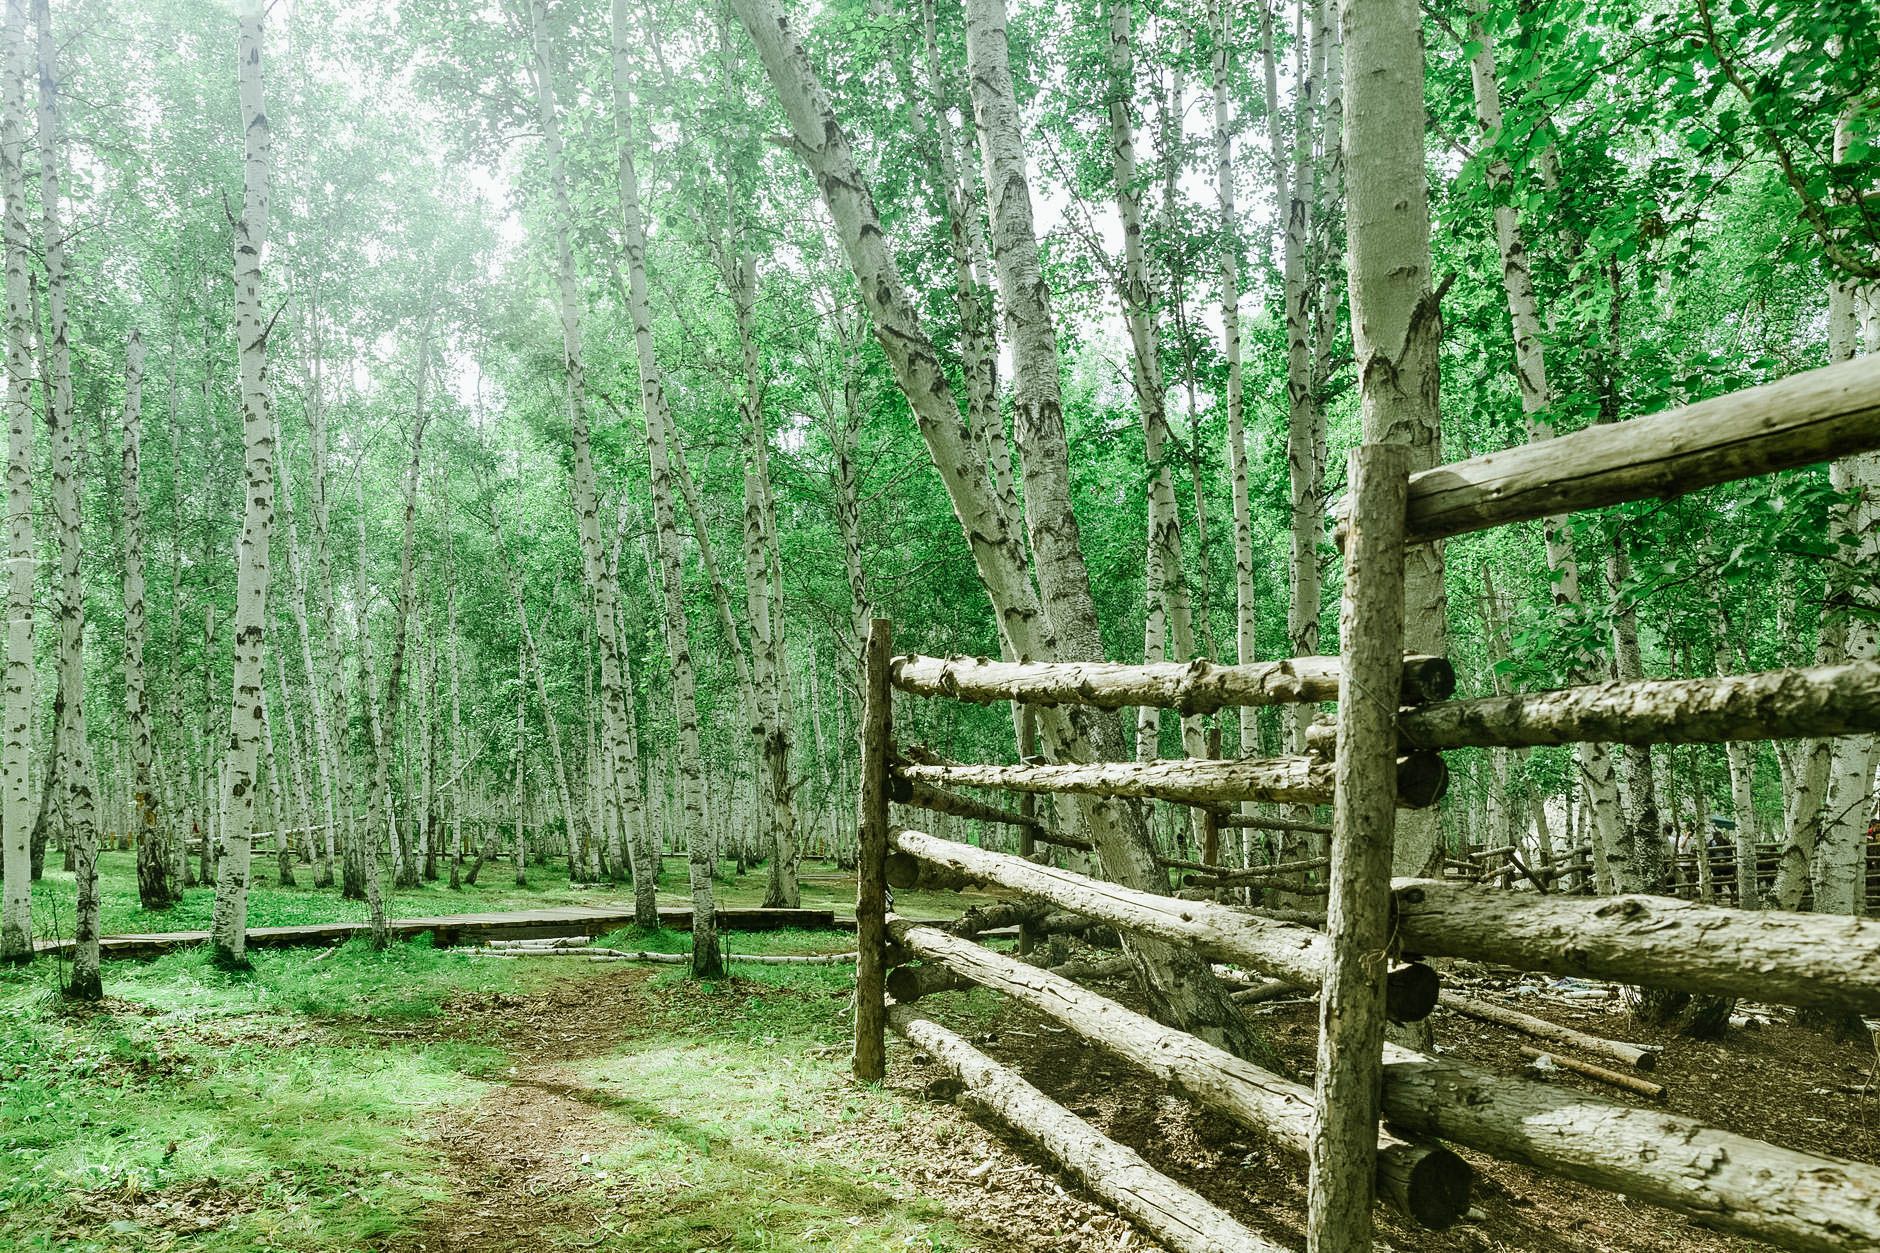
top-left (385, 960), bottom-right (1880, 1253)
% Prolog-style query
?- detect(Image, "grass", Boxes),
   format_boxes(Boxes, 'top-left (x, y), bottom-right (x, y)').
top-left (0, 941), bottom-right (533, 1252)
top-left (25, 850), bottom-right (988, 942)
top-left (2, 855), bottom-right (998, 1252)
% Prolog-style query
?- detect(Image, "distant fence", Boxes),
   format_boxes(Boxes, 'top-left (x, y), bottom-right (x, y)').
top-left (848, 352), bottom-right (1880, 1252)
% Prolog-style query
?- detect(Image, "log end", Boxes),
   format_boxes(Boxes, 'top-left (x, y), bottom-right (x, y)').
top-left (885, 851), bottom-right (923, 890)
top-left (885, 964), bottom-right (927, 1004)
top-left (1401, 656), bottom-right (1458, 705)
top-left (1385, 961), bottom-right (1441, 1024)
top-left (1394, 752), bottom-right (1450, 809)
top-left (1379, 1143), bottom-right (1473, 1231)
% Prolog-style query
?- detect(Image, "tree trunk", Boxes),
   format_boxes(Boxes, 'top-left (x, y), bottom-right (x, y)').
top-left (124, 332), bottom-right (169, 911)
top-left (611, 0), bottom-right (716, 967)
top-left (208, 0), bottom-right (277, 967)
top-left (1214, 0), bottom-right (1258, 763)
top-left (602, 0), bottom-right (670, 931)
top-left (746, 0), bottom-right (1259, 1058)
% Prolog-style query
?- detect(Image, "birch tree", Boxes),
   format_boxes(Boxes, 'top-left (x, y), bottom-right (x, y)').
top-left (123, 331), bottom-right (169, 912)
top-left (742, 0), bottom-right (1259, 1058)
top-left (208, 0), bottom-right (279, 967)
top-left (0, 0), bottom-right (33, 965)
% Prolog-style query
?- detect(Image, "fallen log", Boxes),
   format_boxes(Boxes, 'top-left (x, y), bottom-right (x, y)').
top-left (896, 752), bottom-right (1447, 809)
top-left (1228, 978), bottom-right (1301, 1005)
top-left (460, 947), bottom-right (857, 966)
top-left (1392, 352), bottom-right (1880, 542)
top-left (1380, 1043), bottom-right (1880, 1251)
top-left (888, 652), bottom-right (1455, 713)
top-left (890, 920), bottom-right (1470, 1229)
top-left (892, 828), bottom-right (1438, 1019)
top-left (1520, 1046), bottom-right (1666, 1100)
top-left (1393, 878), bottom-right (1880, 1015)
top-left (1439, 990), bottom-right (1657, 1071)
top-left (889, 1008), bottom-right (1287, 1253)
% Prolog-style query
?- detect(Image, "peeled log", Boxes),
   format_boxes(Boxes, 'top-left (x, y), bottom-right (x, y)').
top-left (896, 752), bottom-right (1446, 809)
top-left (900, 778), bottom-right (1042, 829)
top-left (890, 1008), bottom-right (1287, 1253)
top-left (1381, 1044), bottom-right (1880, 1251)
top-left (1396, 661), bottom-right (1880, 751)
top-left (1439, 990), bottom-right (1656, 1071)
top-left (1394, 878), bottom-right (1880, 1015)
top-left (888, 652), bottom-right (1455, 713)
top-left (1395, 352), bottom-right (1880, 543)
top-left (890, 828), bottom-right (1439, 1020)
top-left (891, 920), bottom-right (1470, 1228)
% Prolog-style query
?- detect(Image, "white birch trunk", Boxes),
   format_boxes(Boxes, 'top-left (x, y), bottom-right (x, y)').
top-left (208, 0), bottom-right (277, 965)
top-left (748, 0), bottom-right (1261, 1058)
top-left (124, 332), bottom-right (169, 911)
top-left (611, 0), bottom-right (716, 966)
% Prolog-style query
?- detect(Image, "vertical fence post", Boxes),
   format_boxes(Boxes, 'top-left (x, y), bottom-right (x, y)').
top-left (1016, 703), bottom-right (1038, 956)
top-left (855, 617), bottom-right (894, 1082)
top-left (1307, 444), bottom-right (1412, 1252)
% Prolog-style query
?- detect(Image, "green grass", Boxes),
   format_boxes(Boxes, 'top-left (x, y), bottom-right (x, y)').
top-left (25, 850), bottom-right (990, 942)
top-left (2, 853), bottom-right (996, 1253)
top-left (0, 940), bottom-right (535, 1252)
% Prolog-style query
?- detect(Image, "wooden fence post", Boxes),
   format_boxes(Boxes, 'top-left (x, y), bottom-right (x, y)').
top-left (1308, 444), bottom-right (1413, 1252)
top-left (855, 617), bottom-right (893, 1082)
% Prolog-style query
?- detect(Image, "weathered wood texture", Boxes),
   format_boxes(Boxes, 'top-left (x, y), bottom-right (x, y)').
top-left (1439, 990), bottom-right (1656, 1071)
top-left (1397, 353), bottom-right (1880, 543)
top-left (30, 905), bottom-right (836, 961)
top-left (1394, 878), bottom-right (1880, 1015)
top-left (889, 828), bottom-right (1438, 1018)
top-left (888, 652), bottom-right (1454, 712)
top-left (855, 618), bottom-right (893, 1082)
top-left (1395, 661), bottom-right (1880, 750)
top-left (899, 777), bottom-right (1042, 829)
top-left (890, 1008), bottom-right (1286, 1253)
top-left (1309, 444), bottom-right (1413, 1251)
top-left (1381, 1044), bottom-right (1880, 1251)
top-left (890, 918), bottom-right (1470, 1229)
top-left (896, 752), bottom-right (1446, 809)
top-left (1214, 813), bottom-right (1333, 835)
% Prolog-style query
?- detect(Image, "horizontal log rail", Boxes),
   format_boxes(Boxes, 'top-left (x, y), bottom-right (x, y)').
top-left (894, 752), bottom-right (1447, 810)
top-left (888, 652), bottom-right (1455, 712)
top-left (888, 918), bottom-right (1471, 1228)
top-left (1399, 660), bottom-right (1880, 750)
top-left (898, 777), bottom-right (1042, 829)
top-left (1213, 812), bottom-right (1332, 834)
top-left (1395, 352), bottom-right (1880, 543)
top-left (889, 828), bottom-right (1439, 1020)
top-left (889, 1009), bottom-right (1288, 1253)
top-left (1381, 1044), bottom-right (1880, 1251)
top-left (1393, 879), bottom-right (1880, 1015)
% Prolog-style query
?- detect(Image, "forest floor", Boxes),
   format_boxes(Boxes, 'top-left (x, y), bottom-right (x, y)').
top-left (6, 856), bottom-right (1879, 1251)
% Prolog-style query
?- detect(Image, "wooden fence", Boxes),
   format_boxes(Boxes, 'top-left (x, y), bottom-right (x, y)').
top-left (848, 351), bottom-right (1880, 1253)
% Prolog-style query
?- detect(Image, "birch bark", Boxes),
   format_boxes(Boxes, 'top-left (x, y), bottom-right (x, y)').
top-left (0, 0), bottom-right (34, 962)
top-left (746, 0), bottom-right (1260, 1057)
top-left (208, 0), bottom-right (278, 966)
top-left (1465, 4), bottom-right (1628, 891)
top-left (612, 0), bottom-right (717, 967)
top-left (1214, 0), bottom-right (1258, 760)
top-left (124, 332), bottom-right (168, 911)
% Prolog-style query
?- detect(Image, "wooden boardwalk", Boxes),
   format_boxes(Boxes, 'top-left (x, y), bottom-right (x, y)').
top-left (31, 905), bottom-right (837, 960)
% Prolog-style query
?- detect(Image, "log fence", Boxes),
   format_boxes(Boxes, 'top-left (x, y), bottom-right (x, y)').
top-left (846, 352), bottom-right (1880, 1252)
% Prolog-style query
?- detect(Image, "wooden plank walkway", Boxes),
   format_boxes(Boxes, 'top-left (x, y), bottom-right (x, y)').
top-left (31, 905), bottom-right (837, 961)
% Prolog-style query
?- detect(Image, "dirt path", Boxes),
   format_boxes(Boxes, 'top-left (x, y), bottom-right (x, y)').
top-left (386, 967), bottom-right (1145, 1253)
top-left (387, 970), bottom-right (661, 1253)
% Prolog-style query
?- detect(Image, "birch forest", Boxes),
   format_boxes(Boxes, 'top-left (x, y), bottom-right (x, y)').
top-left (2, 0), bottom-right (1879, 1249)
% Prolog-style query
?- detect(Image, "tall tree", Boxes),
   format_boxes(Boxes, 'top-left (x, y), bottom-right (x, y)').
top-left (208, 0), bottom-right (278, 967)
top-left (124, 331), bottom-right (169, 911)
top-left (0, 0), bottom-right (34, 965)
